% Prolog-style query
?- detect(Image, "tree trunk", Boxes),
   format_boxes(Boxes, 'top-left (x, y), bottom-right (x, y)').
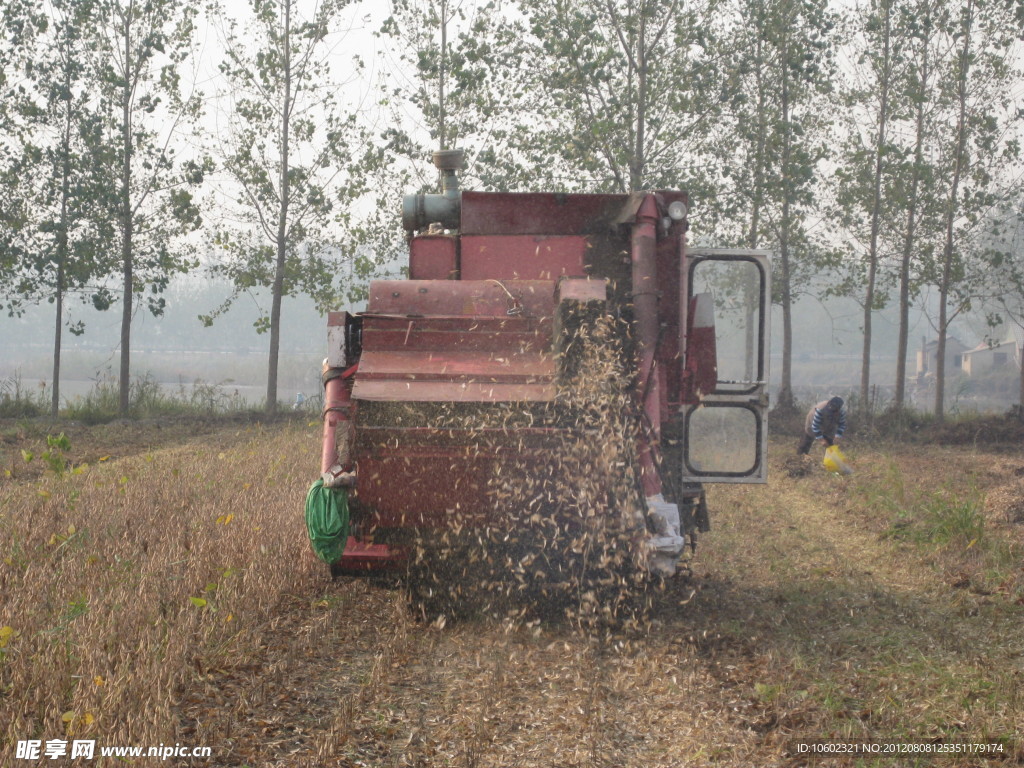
top-left (53, 88), bottom-right (73, 419)
top-left (119, 10), bottom-right (133, 418)
top-left (934, 0), bottom-right (974, 420)
top-left (1015, 339), bottom-right (1024, 417)
top-left (267, 0), bottom-right (292, 414)
top-left (1018, 339), bottom-right (1024, 420)
top-left (630, 10), bottom-right (647, 192)
top-left (438, 0), bottom-right (447, 151)
top-left (894, 232), bottom-right (914, 409)
top-left (861, 0), bottom-right (891, 417)
top-left (52, 266), bottom-right (64, 419)
top-left (775, 23), bottom-right (795, 412)
top-left (777, 231), bottom-right (794, 410)
top-left (894, 13), bottom-right (930, 412)
top-left (745, 32), bottom-right (767, 384)
top-left (747, 33), bottom-right (766, 250)
top-left (935, 284), bottom-right (948, 418)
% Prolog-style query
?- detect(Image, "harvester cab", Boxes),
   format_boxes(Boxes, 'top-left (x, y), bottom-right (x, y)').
top-left (309, 150), bottom-right (771, 580)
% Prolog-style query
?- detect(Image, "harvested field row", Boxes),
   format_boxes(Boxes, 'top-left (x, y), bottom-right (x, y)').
top-left (2, 423), bottom-right (1023, 766)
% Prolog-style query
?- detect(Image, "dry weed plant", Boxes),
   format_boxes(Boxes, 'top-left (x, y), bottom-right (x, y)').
top-left (984, 477), bottom-right (1024, 525)
top-left (0, 423), bottom-right (320, 764)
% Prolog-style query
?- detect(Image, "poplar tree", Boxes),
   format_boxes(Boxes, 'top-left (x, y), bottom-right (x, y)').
top-left (833, 0), bottom-right (902, 414)
top-left (711, 0), bottom-right (837, 411)
top-left (18, 0), bottom-right (117, 416)
top-left (207, 0), bottom-right (364, 413)
top-left (926, 0), bottom-right (1021, 419)
top-left (888, 0), bottom-right (945, 412)
top-left (0, 0), bottom-right (46, 311)
top-left (512, 0), bottom-right (730, 193)
top-left (831, 0), bottom-right (949, 415)
top-left (97, 0), bottom-right (207, 416)
top-left (374, 0), bottom-right (531, 193)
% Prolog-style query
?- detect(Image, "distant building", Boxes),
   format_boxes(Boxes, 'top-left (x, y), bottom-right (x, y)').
top-left (961, 332), bottom-right (1023, 376)
top-left (916, 336), bottom-right (968, 377)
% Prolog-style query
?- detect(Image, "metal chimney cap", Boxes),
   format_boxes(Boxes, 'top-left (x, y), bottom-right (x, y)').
top-left (433, 149), bottom-right (466, 172)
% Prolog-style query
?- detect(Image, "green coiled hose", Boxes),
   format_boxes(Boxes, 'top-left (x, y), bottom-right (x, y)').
top-left (304, 478), bottom-right (350, 564)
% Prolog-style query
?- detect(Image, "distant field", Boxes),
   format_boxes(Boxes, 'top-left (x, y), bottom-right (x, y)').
top-left (0, 350), bottom-right (324, 408)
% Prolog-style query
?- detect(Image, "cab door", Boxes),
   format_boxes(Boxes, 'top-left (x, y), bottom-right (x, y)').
top-left (680, 248), bottom-right (771, 483)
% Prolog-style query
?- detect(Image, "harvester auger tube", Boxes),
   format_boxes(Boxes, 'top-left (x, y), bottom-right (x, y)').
top-left (320, 363), bottom-right (356, 488)
top-left (624, 194), bottom-right (689, 577)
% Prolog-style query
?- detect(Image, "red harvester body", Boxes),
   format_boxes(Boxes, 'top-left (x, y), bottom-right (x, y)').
top-left (316, 152), bottom-right (771, 576)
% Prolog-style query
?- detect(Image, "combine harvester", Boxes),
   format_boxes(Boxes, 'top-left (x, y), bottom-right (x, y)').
top-left (306, 150), bottom-right (771, 591)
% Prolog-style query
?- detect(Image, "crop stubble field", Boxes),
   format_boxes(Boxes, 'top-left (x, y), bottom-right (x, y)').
top-left (1, 417), bottom-right (1023, 767)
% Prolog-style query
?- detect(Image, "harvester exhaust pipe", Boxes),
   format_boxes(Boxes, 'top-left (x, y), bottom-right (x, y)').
top-left (402, 149), bottom-right (465, 232)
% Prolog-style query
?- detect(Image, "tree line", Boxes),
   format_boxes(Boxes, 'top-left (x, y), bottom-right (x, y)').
top-left (1, 0), bottom-right (1023, 418)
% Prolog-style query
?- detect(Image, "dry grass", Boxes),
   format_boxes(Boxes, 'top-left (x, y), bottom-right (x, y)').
top-left (700, 438), bottom-right (1024, 765)
top-left (3, 417), bottom-right (1024, 767)
top-left (821, 440), bottom-right (1024, 599)
top-left (0, 420), bottom-right (324, 765)
top-left (345, 436), bottom-right (1024, 767)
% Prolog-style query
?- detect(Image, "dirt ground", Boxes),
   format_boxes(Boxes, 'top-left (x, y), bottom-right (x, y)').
top-left (0, 414), bottom-right (278, 481)
top-left (3, 418), bottom-right (1023, 767)
top-left (183, 438), bottom-right (1024, 767)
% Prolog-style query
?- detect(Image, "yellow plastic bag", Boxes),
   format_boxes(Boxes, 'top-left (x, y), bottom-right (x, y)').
top-left (823, 444), bottom-right (854, 475)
